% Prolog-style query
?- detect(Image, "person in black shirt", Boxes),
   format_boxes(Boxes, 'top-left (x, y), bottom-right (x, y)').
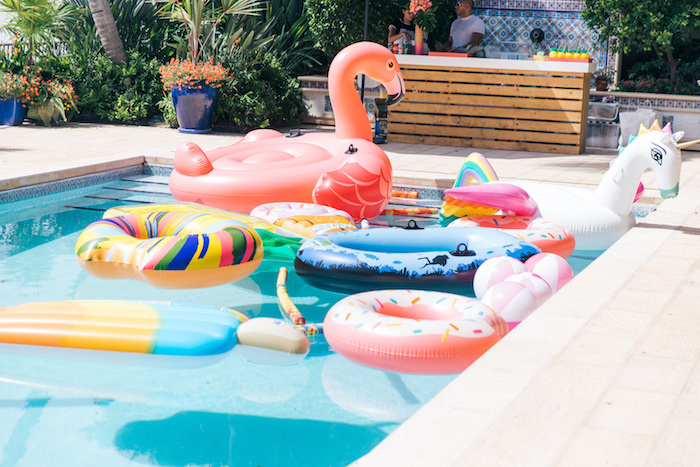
top-left (388, 6), bottom-right (416, 45)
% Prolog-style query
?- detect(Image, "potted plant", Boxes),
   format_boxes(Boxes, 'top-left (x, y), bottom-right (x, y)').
top-left (592, 67), bottom-right (614, 91)
top-left (156, 0), bottom-right (263, 133)
top-left (159, 58), bottom-right (229, 133)
top-left (0, 71), bottom-right (35, 125)
top-left (22, 70), bottom-right (78, 126)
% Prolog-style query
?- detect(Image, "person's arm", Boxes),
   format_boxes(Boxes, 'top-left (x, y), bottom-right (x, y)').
top-left (436, 37), bottom-right (453, 52)
top-left (467, 32), bottom-right (484, 48)
top-left (388, 26), bottom-right (411, 43)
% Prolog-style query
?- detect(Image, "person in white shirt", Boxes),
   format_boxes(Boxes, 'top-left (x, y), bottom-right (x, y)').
top-left (435, 0), bottom-right (485, 53)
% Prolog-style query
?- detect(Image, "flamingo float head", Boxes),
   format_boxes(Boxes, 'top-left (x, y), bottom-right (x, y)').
top-left (328, 42), bottom-right (405, 141)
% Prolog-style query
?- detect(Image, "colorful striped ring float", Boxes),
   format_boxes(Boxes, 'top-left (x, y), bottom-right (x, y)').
top-left (76, 211), bottom-right (263, 289)
top-left (324, 289), bottom-right (508, 374)
top-left (448, 215), bottom-right (576, 259)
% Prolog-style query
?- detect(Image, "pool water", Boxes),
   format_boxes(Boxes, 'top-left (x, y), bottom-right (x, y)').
top-left (0, 174), bottom-right (600, 466)
top-left (0, 175), bottom-right (460, 467)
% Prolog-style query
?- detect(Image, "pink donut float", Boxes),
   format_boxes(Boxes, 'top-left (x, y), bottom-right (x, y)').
top-left (323, 289), bottom-right (508, 374)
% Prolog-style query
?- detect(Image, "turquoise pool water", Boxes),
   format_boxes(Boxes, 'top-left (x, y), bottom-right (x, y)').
top-left (0, 173), bottom-right (602, 466)
top-left (0, 175), bottom-right (459, 467)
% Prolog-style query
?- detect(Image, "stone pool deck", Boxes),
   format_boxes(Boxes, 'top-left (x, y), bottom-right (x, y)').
top-left (2, 122), bottom-right (700, 465)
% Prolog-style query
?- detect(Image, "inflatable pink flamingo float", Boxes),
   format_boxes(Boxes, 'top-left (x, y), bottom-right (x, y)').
top-left (169, 42), bottom-right (405, 221)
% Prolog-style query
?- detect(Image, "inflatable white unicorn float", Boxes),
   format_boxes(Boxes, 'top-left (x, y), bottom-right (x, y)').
top-left (444, 121), bottom-right (700, 251)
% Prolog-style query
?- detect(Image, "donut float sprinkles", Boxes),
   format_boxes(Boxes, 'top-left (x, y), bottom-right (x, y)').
top-left (323, 290), bottom-right (509, 374)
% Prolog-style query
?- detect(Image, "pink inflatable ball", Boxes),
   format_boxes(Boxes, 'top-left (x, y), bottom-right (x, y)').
top-left (473, 256), bottom-right (528, 300)
top-left (481, 281), bottom-right (538, 331)
top-left (504, 272), bottom-right (553, 305)
top-left (525, 253), bottom-right (574, 293)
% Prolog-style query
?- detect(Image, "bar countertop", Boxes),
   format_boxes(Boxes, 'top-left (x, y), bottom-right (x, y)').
top-left (396, 54), bottom-right (598, 73)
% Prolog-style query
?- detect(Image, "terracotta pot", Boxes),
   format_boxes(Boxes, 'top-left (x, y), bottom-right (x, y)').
top-left (595, 79), bottom-right (609, 91)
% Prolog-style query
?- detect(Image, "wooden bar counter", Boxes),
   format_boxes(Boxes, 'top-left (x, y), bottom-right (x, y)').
top-left (390, 54), bottom-right (597, 154)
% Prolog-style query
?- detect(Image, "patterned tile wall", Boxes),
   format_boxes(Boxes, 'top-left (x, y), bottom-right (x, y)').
top-left (474, 0), bottom-right (612, 69)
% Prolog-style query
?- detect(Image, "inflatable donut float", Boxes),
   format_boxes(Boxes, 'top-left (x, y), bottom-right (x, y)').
top-left (448, 215), bottom-right (575, 258)
top-left (105, 202), bottom-right (276, 232)
top-left (323, 289), bottom-right (509, 374)
top-left (250, 202), bottom-right (357, 238)
top-left (76, 211), bottom-right (263, 289)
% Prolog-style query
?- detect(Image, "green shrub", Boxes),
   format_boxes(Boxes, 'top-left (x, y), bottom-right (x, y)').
top-left (42, 49), bottom-right (163, 123)
top-left (211, 51), bottom-right (307, 130)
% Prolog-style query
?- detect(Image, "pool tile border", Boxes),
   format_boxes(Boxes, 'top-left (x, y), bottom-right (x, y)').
top-left (0, 164), bottom-right (446, 204)
top-left (0, 166), bottom-right (144, 204)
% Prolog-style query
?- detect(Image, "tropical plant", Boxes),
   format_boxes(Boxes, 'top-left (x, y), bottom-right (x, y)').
top-left (0, 0), bottom-right (82, 64)
top-left (410, 0), bottom-right (436, 34)
top-left (582, 0), bottom-right (700, 83)
top-left (155, 0), bottom-right (264, 64)
top-left (86, 0), bottom-right (127, 64)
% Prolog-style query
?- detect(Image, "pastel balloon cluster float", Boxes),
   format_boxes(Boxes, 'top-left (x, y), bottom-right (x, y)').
top-left (169, 42), bottom-right (406, 222)
top-left (446, 122), bottom-right (700, 251)
top-left (474, 253), bottom-right (573, 330)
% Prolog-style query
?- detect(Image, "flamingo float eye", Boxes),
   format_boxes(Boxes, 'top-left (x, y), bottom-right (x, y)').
top-left (386, 60), bottom-right (396, 71)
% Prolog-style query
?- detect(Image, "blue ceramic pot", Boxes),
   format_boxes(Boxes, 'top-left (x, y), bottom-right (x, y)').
top-left (0, 98), bottom-right (28, 126)
top-left (171, 84), bottom-right (217, 134)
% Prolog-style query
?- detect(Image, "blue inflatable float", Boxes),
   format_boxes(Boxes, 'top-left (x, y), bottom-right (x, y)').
top-left (294, 226), bottom-right (541, 293)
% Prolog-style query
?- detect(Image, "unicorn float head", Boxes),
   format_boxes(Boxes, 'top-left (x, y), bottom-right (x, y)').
top-left (596, 120), bottom-right (698, 217)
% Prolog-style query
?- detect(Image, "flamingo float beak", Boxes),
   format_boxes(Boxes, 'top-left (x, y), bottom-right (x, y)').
top-left (384, 73), bottom-right (405, 106)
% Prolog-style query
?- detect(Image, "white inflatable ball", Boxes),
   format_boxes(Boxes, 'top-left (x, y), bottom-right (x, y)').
top-left (524, 253), bottom-right (574, 293)
top-left (473, 256), bottom-right (528, 300)
top-left (504, 272), bottom-right (553, 305)
top-left (481, 281), bottom-right (538, 331)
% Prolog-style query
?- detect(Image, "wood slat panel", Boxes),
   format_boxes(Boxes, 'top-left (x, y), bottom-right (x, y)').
top-left (387, 64), bottom-right (591, 154)
top-left (391, 102), bottom-right (584, 124)
top-left (389, 122), bottom-right (581, 145)
top-left (388, 133), bottom-right (582, 154)
top-left (401, 69), bottom-right (587, 88)
top-left (405, 82), bottom-right (585, 100)
top-left (401, 91), bottom-right (584, 111)
top-left (389, 112), bottom-right (582, 134)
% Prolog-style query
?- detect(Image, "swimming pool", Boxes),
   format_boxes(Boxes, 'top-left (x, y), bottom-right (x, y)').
top-left (0, 173), bottom-right (464, 466)
top-left (0, 171), bottom-right (606, 466)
